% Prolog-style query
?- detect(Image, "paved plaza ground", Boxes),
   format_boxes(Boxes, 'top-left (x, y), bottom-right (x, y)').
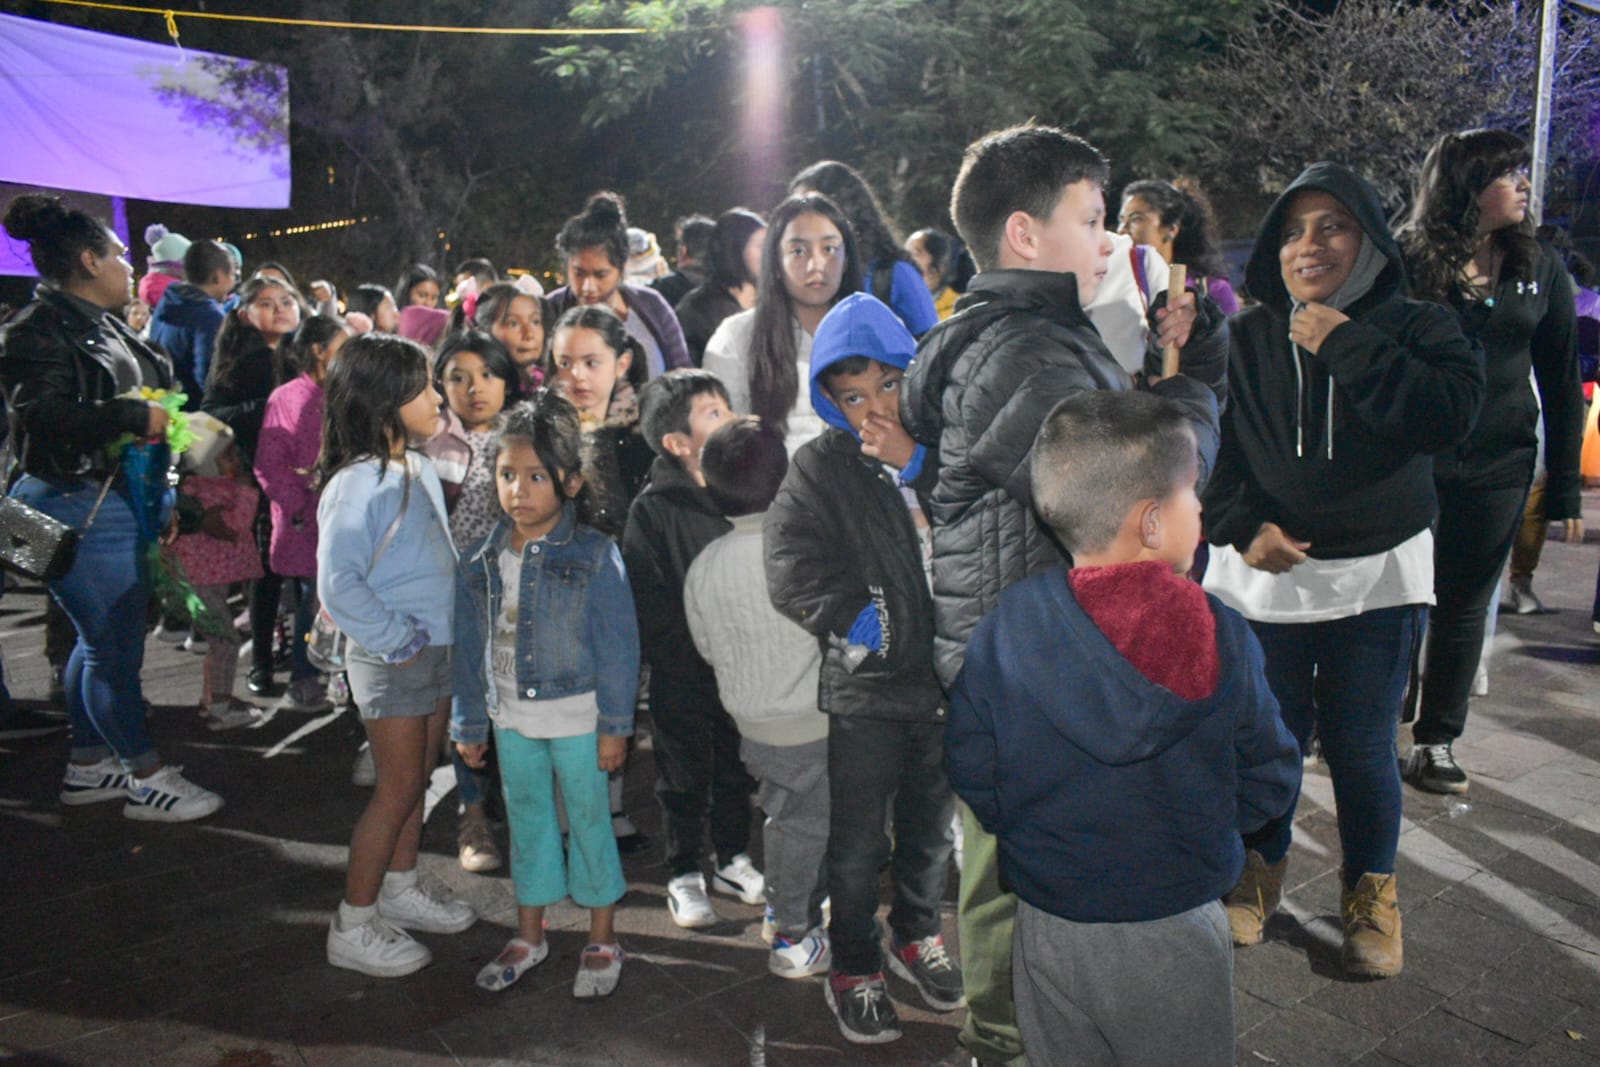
top-left (0, 491), bottom-right (1597, 1067)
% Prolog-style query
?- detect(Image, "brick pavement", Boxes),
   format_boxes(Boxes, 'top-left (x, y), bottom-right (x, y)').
top-left (0, 490), bottom-right (1595, 1066)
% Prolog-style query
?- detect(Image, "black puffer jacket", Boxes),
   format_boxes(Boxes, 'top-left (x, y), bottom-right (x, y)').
top-left (765, 426), bottom-right (945, 723)
top-left (902, 269), bottom-right (1227, 687)
top-left (621, 455), bottom-right (731, 692)
top-left (1, 286), bottom-right (171, 478)
top-left (1203, 163), bottom-right (1485, 559)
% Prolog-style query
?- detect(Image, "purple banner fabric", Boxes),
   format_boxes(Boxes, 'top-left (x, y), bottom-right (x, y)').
top-left (0, 14), bottom-right (290, 210)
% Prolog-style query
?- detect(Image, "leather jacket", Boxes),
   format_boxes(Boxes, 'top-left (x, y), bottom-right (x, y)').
top-left (0, 285), bottom-right (171, 479)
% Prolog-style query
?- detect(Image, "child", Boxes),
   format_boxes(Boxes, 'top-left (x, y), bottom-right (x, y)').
top-left (452, 282), bottom-right (549, 397)
top-left (946, 391), bottom-right (1300, 1066)
top-left (423, 329), bottom-right (524, 875)
top-left (765, 293), bottom-right (962, 1045)
top-left (452, 395), bottom-right (639, 998)
top-left (683, 417), bottom-right (829, 977)
top-left (621, 369), bottom-right (762, 928)
top-left (167, 435), bottom-right (263, 730)
top-left (899, 124), bottom-right (1228, 1066)
top-left (549, 303), bottom-right (659, 855)
top-left (317, 334), bottom-right (477, 979)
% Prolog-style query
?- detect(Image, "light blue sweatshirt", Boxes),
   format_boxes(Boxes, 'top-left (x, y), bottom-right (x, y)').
top-left (316, 453), bottom-right (456, 657)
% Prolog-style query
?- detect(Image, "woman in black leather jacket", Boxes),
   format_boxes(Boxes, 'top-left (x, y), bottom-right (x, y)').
top-left (1, 194), bottom-right (223, 822)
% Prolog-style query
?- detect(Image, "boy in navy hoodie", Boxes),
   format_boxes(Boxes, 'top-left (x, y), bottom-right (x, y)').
top-left (766, 293), bottom-right (962, 1046)
top-left (946, 391), bottom-right (1300, 1067)
top-left (621, 369), bottom-right (763, 928)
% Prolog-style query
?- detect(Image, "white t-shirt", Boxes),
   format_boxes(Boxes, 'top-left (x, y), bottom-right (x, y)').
top-left (490, 547), bottom-right (601, 739)
top-left (1203, 527), bottom-right (1435, 625)
top-left (702, 308), bottom-right (823, 455)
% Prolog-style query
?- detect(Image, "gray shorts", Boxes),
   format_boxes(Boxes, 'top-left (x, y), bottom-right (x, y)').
top-left (346, 644), bottom-right (452, 720)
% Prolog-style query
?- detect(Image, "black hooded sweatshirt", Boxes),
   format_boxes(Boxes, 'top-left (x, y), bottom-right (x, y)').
top-left (1203, 163), bottom-right (1484, 559)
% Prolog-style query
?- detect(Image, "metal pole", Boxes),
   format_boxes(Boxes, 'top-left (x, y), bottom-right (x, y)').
top-left (1530, 0), bottom-right (1559, 225)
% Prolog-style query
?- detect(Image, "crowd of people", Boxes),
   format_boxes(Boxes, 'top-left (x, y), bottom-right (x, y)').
top-left (1, 121), bottom-right (1596, 1063)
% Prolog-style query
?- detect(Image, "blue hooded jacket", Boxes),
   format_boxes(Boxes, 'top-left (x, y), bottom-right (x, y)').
top-left (810, 292), bottom-right (921, 468)
top-left (149, 281), bottom-right (225, 404)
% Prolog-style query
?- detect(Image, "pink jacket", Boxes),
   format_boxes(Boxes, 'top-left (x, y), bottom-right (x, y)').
top-left (168, 476), bottom-right (263, 586)
top-left (254, 373), bottom-right (325, 577)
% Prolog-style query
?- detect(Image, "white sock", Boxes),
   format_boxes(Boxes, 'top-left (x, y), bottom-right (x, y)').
top-left (381, 868), bottom-right (418, 896)
top-left (338, 900), bottom-right (376, 930)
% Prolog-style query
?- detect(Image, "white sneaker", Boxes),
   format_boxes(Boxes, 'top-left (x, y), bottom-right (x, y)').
top-left (60, 757), bottom-right (133, 805)
top-left (666, 872), bottom-right (718, 928)
top-left (327, 914), bottom-right (431, 977)
top-left (378, 882), bottom-right (476, 934)
top-left (351, 742), bottom-right (376, 787)
top-left (205, 701), bottom-right (264, 732)
top-left (770, 928), bottom-right (831, 979)
top-left (182, 634), bottom-right (208, 654)
top-left (123, 765), bottom-right (224, 822)
top-left (711, 853), bottom-right (766, 905)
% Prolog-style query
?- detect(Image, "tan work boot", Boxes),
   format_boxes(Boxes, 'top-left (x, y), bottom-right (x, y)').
top-left (457, 808), bottom-right (503, 873)
top-left (1341, 872), bottom-right (1402, 978)
top-left (1223, 850), bottom-right (1287, 946)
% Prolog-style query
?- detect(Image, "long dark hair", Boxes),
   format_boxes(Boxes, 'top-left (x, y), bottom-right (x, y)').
top-left (556, 192), bottom-right (630, 270)
top-left (393, 263), bottom-right (440, 308)
top-left (549, 303), bottom-right (648, 395)
top-left (707, 208), bottom-right (766, 291)
top-left (1120, 178), bottom-right (1230, 281)
top-left (212, 275), bottom-right (301, 392)
top-left (315, 333), bottom-right (432, 488)
top-left (283, 314), bottom-right (347, 378)
top-left (1401, 128), bottom-right (1538, 303)
top-left (789, 160), bottom-right (906, 267)
top-left (1, 194), bottom-right (115, 285)
top-left (492, 392), bottom-right (599, 527)
top-left (749, 194), bottom-right (862, 433)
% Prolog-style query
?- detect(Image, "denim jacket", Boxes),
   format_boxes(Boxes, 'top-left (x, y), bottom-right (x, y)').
top-left (451, 502), bottom-right (640, 744)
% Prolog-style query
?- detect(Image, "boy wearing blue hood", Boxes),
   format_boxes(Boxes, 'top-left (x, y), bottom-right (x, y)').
top-left (149, 240), bottom-right (237, 408)
top-left (766, 293), bottom-right (962, 1046)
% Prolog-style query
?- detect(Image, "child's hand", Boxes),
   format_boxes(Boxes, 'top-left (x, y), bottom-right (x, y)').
top-left (860, 412), bottom-right (916, 469)
top-left (456, 742), bottom-right (488, 769)
top-left (597, 734), bottom-right (627, 772)
top-left (199, 506), bottom-right (236, 543)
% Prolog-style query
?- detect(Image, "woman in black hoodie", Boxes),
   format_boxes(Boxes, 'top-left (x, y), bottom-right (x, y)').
top-left (1201, 163), bottom-right (1482, 979)
top-left (1399, 130), bottom-right (1585, 796)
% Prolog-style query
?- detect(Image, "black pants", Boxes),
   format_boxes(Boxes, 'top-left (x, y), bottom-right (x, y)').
top-left (650, 681), bottom-right (754, 876)
top-left (1413, 479), bottom-right (1529, 745)
top-left (827, 715), bottom-right (954, 976)
top-left (248, 500), bottom-right (282, 676)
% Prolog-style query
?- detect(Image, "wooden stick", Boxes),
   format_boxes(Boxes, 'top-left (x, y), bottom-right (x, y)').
top-left (1162, 263), bottom-right (1187, 379)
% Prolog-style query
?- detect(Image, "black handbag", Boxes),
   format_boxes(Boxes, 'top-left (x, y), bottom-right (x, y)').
top-left (0, 428), bottom-right (117, 582)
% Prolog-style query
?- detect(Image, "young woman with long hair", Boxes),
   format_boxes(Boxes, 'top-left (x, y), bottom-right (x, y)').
top-left (1397, 129), bottom-right (1585, 795)
top-left (675, 208), bottom-right (767, 366)
top-left (702, 193), bottom-right (862, 451)
top-left (1118, 178), bottom-right (1240, 315)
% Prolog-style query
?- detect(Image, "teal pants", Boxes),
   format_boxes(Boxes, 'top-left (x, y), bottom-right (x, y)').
top-left (496, 727), bottom-right (626, 909)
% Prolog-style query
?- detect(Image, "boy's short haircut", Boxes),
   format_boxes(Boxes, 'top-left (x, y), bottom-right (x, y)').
top-left (951, 125), bottom-right (1110, 273)
top-left (639, 368), bottom-right (732, 459)
top-left (701, 416), bottom-right (788, 517)
top-left (1030, 391), bottom-right (1197, 556)
top-left (677, 216), bottom-right (716, 263)
top-left (817, 355), bottom-right (878, 391)
top-left (183, 239), bottom-right (234, 285)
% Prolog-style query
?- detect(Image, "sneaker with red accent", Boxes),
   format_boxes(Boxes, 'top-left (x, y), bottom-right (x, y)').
top-left (769, 927), bottom-right (830, 978)
top-left (824, 971), bottom-right (901, 1045)
top-left (887, 933), bottom-right (966, 1011)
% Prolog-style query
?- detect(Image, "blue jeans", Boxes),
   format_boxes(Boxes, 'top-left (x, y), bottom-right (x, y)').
top-left (12, 476), bottom-right (159, 771)
top-left (1246, 605), bottom-right (1423, 887)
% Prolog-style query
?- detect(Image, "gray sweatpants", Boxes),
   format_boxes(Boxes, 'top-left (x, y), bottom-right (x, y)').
top-left (739, 737), bottom-right (829, 938)
top-left (1013, 897), bottom-right (1234, 1067)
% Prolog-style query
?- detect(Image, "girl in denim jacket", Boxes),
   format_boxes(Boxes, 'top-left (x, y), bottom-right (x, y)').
top-left (452, 393), bottom-right (640, 998)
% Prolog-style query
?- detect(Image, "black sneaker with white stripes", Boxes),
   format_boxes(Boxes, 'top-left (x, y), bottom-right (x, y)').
top-left (123, 765), bottom-right (224, 822)
top-left (59, 757), bottom-right (133, 805)
top-left (1402, 743), bottom-right (1468, 795)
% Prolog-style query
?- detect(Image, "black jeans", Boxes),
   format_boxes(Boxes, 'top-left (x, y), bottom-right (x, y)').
top-left (1413, 478), bottom-right (1530, 745)
top-left (650, 681), bottom-right (754, 876)
top-left (827, 715), bottom-right (954, 976)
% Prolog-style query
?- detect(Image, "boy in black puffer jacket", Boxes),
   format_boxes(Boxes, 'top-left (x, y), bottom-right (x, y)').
top-left (766, 293), bottom-right (962, 1047)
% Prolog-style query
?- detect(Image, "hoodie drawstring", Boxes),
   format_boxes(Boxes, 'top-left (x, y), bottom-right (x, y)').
top-left (1289, 299), bottom-right (1334, 460)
